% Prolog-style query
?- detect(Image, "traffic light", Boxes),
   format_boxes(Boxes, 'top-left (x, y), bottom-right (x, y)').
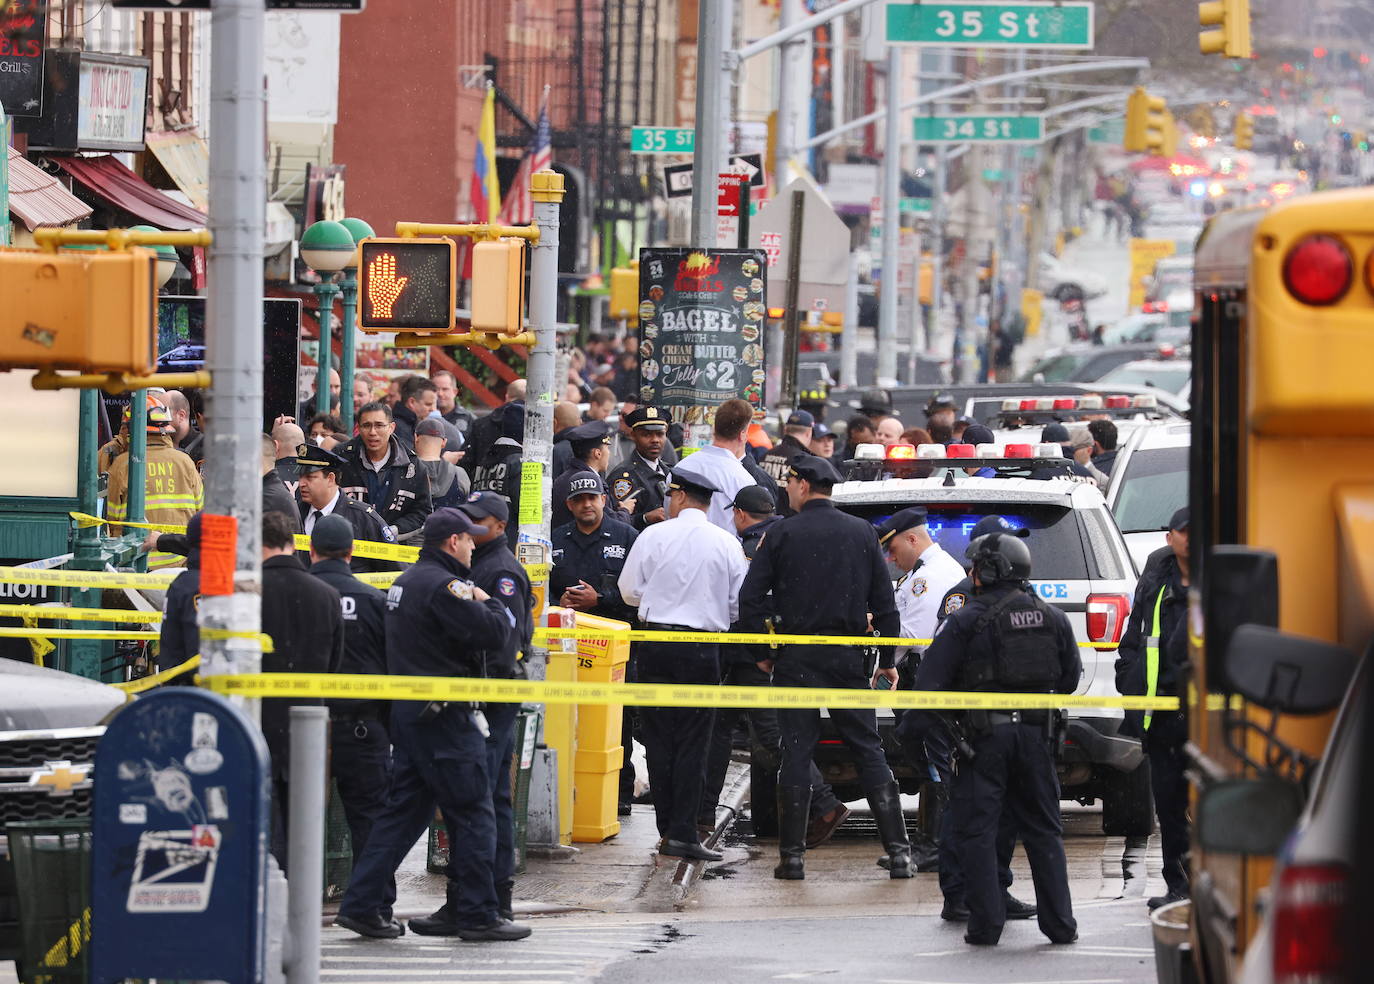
top-left (1234, 112), bottom-right (1254, 150)
top-left (357, 237), bottom-right (457, 334)
top-left (1125, 88), bottom-right (1169, 154)
top-left (608, 264), bottom-right (639, 322)
top-left (470, 239), bottom-right (527, 336)
top-left (1152, 114), bottom-right (1179, 158)
top-left (0, 246), bottom-right (158, 374)
top-left (1198, 0), bottom-right (1251, 58)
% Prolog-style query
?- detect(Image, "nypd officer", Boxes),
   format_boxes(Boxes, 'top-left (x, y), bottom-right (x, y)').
top-left (335, 508), bottom-right (530, 942)
top-left (739, 455), bottom-right (912, 881)
top-left (551, 420), bottom-right (623, 530)
top-left (607, 406), bottom-right (672, 528)
top-left (913, 532), bottom-right (1080, 946)
top-left (296, 443), bottom-right (399, 572)
top-left (307, 515), bottom-right (392, 889)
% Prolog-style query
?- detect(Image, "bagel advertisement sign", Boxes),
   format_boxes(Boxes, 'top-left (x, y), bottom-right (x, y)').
top-left (637, 248), bottom-right (767, 428)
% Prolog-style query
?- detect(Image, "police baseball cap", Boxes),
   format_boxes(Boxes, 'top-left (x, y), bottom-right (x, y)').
top-left (1040, 422), bottom-right (1071, 444)
top-left (501, 401), bottom-right (526, 440)
top-left (667, 470), bottom-right (719, 499)
top-left (732, 485), bottom-right (776, 516)
top-left (414, 417), bottom-right (447, 439)
top-left (311, 514), bottom-right (354, 554)
top-left (1169, 507), bottom-right (1189, 531)
top-left (785, 409), bottom-right (815, 428)
top-left (565, 473), bottom-right (606, 499)
top-left (623, 406), bottom-right (669, 432)
top-left (296, 443), bottom-right (347, 474)
top-left (788, 456), bottom-right (843, 486)
top-left (876, 507), bottom-right (928, 545)
top-left (961, 423), bottom-right (996, 446)
top-left (812, 421), bottom-right (834, 439)
top-left (422, 506), bottom-right (485, 544)
top-left (458, 490), bottom-right (509, 523)
top-left (564, 419), bottom-right (615, 443)
top-left (969, 515), bottom-right (1029, 540)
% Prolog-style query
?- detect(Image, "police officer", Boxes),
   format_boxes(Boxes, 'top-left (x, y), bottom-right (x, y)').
top-left (936, 515), bottom-right (1028, 619)
top-left (157, 512), bottom-right (203, 683)
top-left (550, 419), bottom-right (619, 530)
top-left (1116, 507), bottom-right (1191, 912)
top-left (758, 410), bottom-right (819, 513)
top-left (471, 402), bottom-right (525, 549)
top-left (307, 515), bottom-right (392, 891)
top-left (548, 472), bottom-right (642, 813)
top-left (336, 508), bottom-right (530, 942)
top-left (913, 532), bottom-right (1080, 946)
top-left (607, 406), bottom-right (672, 528)
top-left (739, 456), bottom-right (912, 881)
top-left (447, 491), bottom-right (533, 925)
top-left (925, 393), bottom-right (959, 444)
top-left (296, 443), bottom-right (399, 572)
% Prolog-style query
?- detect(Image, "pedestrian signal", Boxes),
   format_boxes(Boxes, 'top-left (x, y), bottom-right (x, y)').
top-left (357, 237), bottom-right (457, 333)
top-left (609, 265), bottom-right (639, 322)
top-left (470, 239), bottom-right (526, 336)
top-left (0, 246), bottom-right (158, 374)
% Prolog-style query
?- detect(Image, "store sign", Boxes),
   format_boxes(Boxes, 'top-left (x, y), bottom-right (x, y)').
top-left (0, 0), bottom-right (48, 118)
top-left (637, 248), bottom-right (768, 417)
top-left (78, 58), bottom-right (150, 150)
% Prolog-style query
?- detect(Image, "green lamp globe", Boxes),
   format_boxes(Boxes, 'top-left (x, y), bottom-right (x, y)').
top-left (129, 225), bottom-right (179, 287)
top-left (339, 217), bottom-right (376, 270)
top-left (301, 220), bottom-right (356, 274)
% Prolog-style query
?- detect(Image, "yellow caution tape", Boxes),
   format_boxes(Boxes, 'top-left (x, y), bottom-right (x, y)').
top-left (0, 627), bottom-right (160, 641)
top-left (113, 655), bottom-right (202, 693)
top-left (198, 672), bottom-right (1181, 712)
top-left (534, 627), bottom-right (1121, 651)
top-left (0, 566), bottom-right (178, 589)
top-left (200, 629), bottom-right (275, 652)
top-left (70, 511), bottom-right (186, 534)
top-left (355, 571), bottom-right (400, 588)
top-left (22, 613), bottom-right (55, 666)
top-left (0, 604), bottom-right (163, 624)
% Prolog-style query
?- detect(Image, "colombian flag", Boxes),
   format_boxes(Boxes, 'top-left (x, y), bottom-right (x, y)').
top-left (471, 85), bottom-right (499, 223)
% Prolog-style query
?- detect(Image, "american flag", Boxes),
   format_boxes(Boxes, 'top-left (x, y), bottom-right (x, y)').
top-left (498, 89), bottom-right (552, 226)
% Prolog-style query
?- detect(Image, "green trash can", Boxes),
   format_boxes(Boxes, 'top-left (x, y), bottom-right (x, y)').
top-left (427, 707), bottom-right (540, 875)
top-left (324, 780), bottom-right (353, 902)
top-left (7, 819), bottom-right (92, 984)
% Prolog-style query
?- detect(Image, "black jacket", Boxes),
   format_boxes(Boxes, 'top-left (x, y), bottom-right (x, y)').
top-left (468, 537), bottom-right (533, 678)
top-left (738, 451), bottom-right (783, 512)
top-left (723, 515), bottom-right (781, 667)
top-left (549, 516), bottom-right (639, 624)
top-left (739, 498), bottom-right (900, 665)
top-left (1092, 449), bottom-right (1119, 476)
top-left (1115, 545), bottom-right (1189, 739)
top-left (384, 546), bottom-right (513, 680)
top-left (462, 403), bottom-right (511, 481)
top-left (607, 453), bottom-right (671, 529)
top-left (309, 557), bottom-right (388, 719)
top-left (297, 495), bottom-right (399, 573)
top-left (263, 472), bottom-right (302, 532)
top-left (442, 404), bottom-right (475, 438)
top-left (261, 554), bottom-right (345, 778)
top-left (159, 568), bottom-right (200, 680)
top-left (392, 403), bottom-right (420, 451)
top-left (335, 434), bottom-right (432, 538)
top-left (757, 435), bottom-right (815, 516)
top-left (471, 438), bottom-right (524, 550)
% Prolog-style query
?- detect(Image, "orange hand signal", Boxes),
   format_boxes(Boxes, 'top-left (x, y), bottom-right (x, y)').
top-left (366, 252), bottom-right (409, 319)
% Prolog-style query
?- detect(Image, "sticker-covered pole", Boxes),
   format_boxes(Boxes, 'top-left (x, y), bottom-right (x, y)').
top-left (521, 170), bottom-right (564, 676)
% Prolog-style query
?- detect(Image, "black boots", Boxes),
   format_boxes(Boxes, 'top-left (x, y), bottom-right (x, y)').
top-left (867, 780), bottom-right (913, 879)
top-left (497, 881), bottom-right (514, 922)
top-left (773, 786), bottom-right (811, 880)
top-left (912, 780), bottom-right (947, 872)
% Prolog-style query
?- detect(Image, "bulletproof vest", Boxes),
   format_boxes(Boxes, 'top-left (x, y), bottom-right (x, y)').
top-left (956, 590), bottom-right (1061, 693)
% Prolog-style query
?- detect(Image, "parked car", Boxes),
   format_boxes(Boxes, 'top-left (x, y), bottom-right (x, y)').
top-left (1, 660), bottom-right (125, 969)
top-left (1020, 342), bottom-right (1163, 385)
top-left (1095, 359), bottom-right (1192, 403)
top-left (821, 465), bottom-right (1152, 834)
top-left (1104, 421), bottom-right (1190, 572)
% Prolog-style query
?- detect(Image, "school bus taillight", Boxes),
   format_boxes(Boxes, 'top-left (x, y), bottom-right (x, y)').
top-left (1282, 234), bottom-right (1353, 306)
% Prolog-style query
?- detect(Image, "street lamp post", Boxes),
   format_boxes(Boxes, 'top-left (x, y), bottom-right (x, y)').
top-left (337, 217), bottom-right (375, 434)
top-left (301, 219), bottom-right (355, 420)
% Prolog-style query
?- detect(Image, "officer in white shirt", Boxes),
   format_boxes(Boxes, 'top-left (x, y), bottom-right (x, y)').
top-left (619, 469), bottom-right (749, 862)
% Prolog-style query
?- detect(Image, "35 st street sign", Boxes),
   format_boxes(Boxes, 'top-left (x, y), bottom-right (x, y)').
top-left (631, 127), bottom-right (695, 154)
top-left (914, 115), bottom-right (1045, 143)
top-left (886, 1), bottom-right (1094, 49)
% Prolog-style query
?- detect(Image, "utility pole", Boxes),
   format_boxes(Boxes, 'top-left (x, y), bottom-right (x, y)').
top-left (876, 45), bottom-right (901, 388)
top-left (690, 0), bottom-right (733, 246)
top-left (200, 0), bottom-right (266, 696)
top-left (773, 0), bottom-right (799, 194)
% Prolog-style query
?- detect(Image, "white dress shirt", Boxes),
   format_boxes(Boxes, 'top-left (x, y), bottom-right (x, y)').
top-left (894, 541), bottom-right (968, 660)
top-left (673, 444), bottom-right (756, 534)
top-left (303, 489), bottom-right (342, 535)
top-left (618, 507), bottom-right (748, 631)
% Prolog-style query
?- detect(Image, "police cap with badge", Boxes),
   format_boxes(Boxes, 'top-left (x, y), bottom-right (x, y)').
top-left (876, 506), bottom-right (928, 546)
top-left (565, 419), bottom-right (615, 456)
top-left (787, 455), bottom-right (843, 488)
top-left (623, 406), bottom-right (669, 432)
top-left (297, 443), bottom-right (348, 475)
top-left (666, 468), bottom-right (719, 500)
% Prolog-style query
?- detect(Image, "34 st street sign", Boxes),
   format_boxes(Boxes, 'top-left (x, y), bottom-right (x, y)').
top-left (914, 114), bottom-right (1044, 143)
top-left (886, 1), bottom-right (1094, 49)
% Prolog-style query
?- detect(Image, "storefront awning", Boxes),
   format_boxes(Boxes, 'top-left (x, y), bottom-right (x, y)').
top-left (145, 130), bottom-right (209, 211)
top-left (55, 155), bottom-right (208, 231)
top-left (6, 148), bottom-right (93, 230)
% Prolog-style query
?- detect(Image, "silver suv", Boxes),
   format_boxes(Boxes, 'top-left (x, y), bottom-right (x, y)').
top-left (822, 459), bottom-right (1152, 835)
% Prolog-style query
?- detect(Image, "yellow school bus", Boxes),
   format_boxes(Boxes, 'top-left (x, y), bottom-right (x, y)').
top-left (1183, 187), bottom-right (1374, 982)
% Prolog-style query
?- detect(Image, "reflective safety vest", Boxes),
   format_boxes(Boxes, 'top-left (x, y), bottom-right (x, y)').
top-left (1143, 585), bottom-right (1167, 731)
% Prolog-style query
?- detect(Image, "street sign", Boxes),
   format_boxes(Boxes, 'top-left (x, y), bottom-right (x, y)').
top-left (1089, 119), bottom-right (1126, 144)
top-left (885, 1), bottom-right (1094, 49)
top-left (717, 173), bottom-right (745, 248)
top-left (357, 237), bottom-right (457, 333)
top-left (913, 114), bottom-right (1044, 143)
top-left (661, 153), bottom-right (765, 198)
top-left (750, 174), bottom-right (850, 313)
top-left (900, 197), bottom-right (933, 214)
top-left (631, 126), bottom-right (695, 154)
top-left (982, 168), bottom-right (1006, 182)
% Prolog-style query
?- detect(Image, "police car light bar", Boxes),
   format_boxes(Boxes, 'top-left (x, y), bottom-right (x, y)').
top-left (851, 442), bottom-right (1065, 463)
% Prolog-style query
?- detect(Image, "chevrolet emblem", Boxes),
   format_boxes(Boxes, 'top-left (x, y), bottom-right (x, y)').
top-left (28, 761), bottom-right (92, 798)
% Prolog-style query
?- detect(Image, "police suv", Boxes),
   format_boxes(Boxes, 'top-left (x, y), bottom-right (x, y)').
top-left (822, 429), bottom-right (1152, 835)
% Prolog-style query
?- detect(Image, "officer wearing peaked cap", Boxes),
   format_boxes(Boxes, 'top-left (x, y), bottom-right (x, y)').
top-left (608, 406), bottom-right (672, 529)
top-left (551, 419), bottom-right (625, 531)
top-left (295, 443), bottom-right (399, 572)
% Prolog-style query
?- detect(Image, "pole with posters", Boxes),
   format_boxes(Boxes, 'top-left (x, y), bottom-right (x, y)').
top-left (200, 0), bottom-right (266, 700)
top-left (779, 191), bottom-right (805, 412)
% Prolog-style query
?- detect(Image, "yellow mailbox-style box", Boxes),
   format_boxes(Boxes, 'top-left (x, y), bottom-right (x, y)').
top-left (569, 610), bottom-right (630, 843)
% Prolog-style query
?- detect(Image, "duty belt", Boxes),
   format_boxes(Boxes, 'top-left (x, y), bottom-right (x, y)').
top-left (986, 709), bottom-right (1050, 726)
